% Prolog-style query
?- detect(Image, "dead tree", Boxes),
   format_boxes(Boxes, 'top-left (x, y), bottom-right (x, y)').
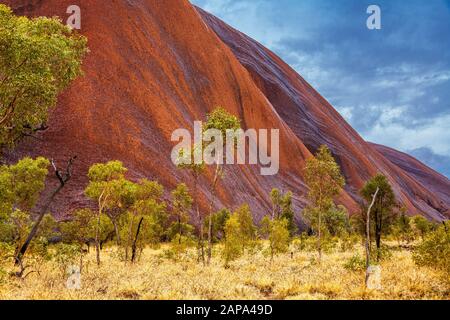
top-left (365, 187), bottom-right (379, 288)
top-left (15, 156), bottom-right (76, 267)
top-left (131, 217), bottom-right (144, 263)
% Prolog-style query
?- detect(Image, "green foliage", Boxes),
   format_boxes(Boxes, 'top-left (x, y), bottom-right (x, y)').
top-left (0, 241), bottom-right (14, 262)
top-left (205, 208), bottom-right (231, 242)
top-left (0, 4), bottom-right (88, 149)
top-left (360, 174), bottom-right (397, 260)
top-left (391, 213), bottom-right (414, 244)
top-left (268, 218), bottom-right (290, 258)
top-left (303, 145), bottom-right (345, 258)
top-left (36, 214), bottom-right (58, 239)
top-left (259, 215), bottom-right (271, 239)
top-left (323, 205), bottom-right (350, 237)
top-left (413, 222), bottom-right (450, 276)
top-left (235, 204), bottom-right (256, 248)
top-left (304, 145), bottom-right (345, 211)
top-left (0, 157), bottom-right (49, 212)
top-left (222, 213), bottom-right (243, 266)
top-left (170, 234), bottom-right (196, 258)
top-left (340, 233), bottom-right (360, 252)
top-left (269, 189), bottom-right (297, 237)
top-left (129, 181), bottom-right (167, 246)
top-left (344, 254), bottom-right (366, 272)
top-left (292, 233), bottom-right (314, 252)
top-left (303, 204), bottom-right (350, 238)
top-left (85, 161), bottom-right (133, 212)
top-left (270, 188), bottom-right (281, 217)
top-left (92, 214), bottom-right (115, 245)
top-left (52, 243), bottom-right (81, 276)
top-left (87, 160), bottom-right (127, 183)
top-left (167, 223), bottom-right (195, 240)
top-left (85, 161), bottom-right (137, 247)
top-left (411, 215), bottom-right (434, 240)
top-left (176, 144), bottom-right (206, 175)
top-left (122, 179), bottom-right (168, 259)
top-left (170, 183), bottom-right (193, 240)
top-left (60, 209), bottom-right (95, 244)
top-left (0, 157), bottom-right (51, 250)
top-left (203, 107), bottom-right (241, 145)
top-left (371, 244), bottom-right (393, 262)
top-left (260, 211), bottom-right (292, 257)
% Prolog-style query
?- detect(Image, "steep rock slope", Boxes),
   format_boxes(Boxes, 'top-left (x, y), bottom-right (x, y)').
top-left (371, 143), bottom-right (450, 217)
top-left (2, 0), bottom-right (448, 222)
top-left (3, 0), bottom-right (327, 221)
top-left (197, 7), bottom-right (449, 221)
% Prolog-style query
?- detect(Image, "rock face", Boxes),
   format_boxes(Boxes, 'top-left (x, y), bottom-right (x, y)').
top-left (3, 0), bottom-right (449, 222)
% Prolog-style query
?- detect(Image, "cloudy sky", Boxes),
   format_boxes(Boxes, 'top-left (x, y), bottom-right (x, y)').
top-left (191, 0), bottom-right (450, 178)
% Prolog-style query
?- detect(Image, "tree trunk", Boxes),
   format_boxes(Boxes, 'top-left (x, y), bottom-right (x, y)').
top-left (95, 213), bottom-right (101, 266)
top-left (178, 215), bottom-right (182, 245)
top-left (15, 186), bottom-right (63, 264)
top-left (15, 157), bottom-right (75, 266)
top-left (207, 162), bottom-right (221, 265)
top-left (317, 205), bottom-right (322, 262)
top-left (125, 214), bottom-right (134, 262)
top-left (131, 217), bottom-right (144, 263)
top-left (194, 175), bottom-right (205, 266)
top-left (112, 218), bottom-right (121, 247)
top-left (365, 187), bottom-right (379, 288)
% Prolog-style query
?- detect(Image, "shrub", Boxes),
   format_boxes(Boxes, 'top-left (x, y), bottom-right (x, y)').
top-left (344, 254), bottom-right (366, 272)
top-left (53, 243), bottom-right (82, 277)
top-left (413, 222), bottom-right (450, 276)
top-left (340, 233), bottom-right (359, 252)
top-left (222, 214), bottom-right (243, 266)
top-left (268, 218), bottom-right (290, 259)
top-left (170, 234), bottom-right (195, 259)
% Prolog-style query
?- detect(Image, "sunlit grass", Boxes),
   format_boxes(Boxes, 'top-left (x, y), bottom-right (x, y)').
top-left (0, 243), bottom-right (448, 300)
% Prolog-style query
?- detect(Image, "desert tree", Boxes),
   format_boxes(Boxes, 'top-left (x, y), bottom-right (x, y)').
top-left (269, 219), bottom-right (290, 260)
top-left (204, 208), bottom-right (231, 243)
top-left (60, 209), bottom-right (95, 249)
top-left (222, 213), bottom-right (243, 267)
top-left (392, 212), bottom-right (414, 245)
top-left (85, 160), bottom-right (133, 265)
top-left (323, 204), bottom-right (350, 237)
top-left (60, 208), bottom-right (113, 268)
top-left (0, 4), bottom-right (87, 152)
top-left (269, 188), bottom-right (296, 236)
top-left (203, 107), bottom-right (241, 264)
top-left (304, 145), bottom-right (345, 261)
top-left (280, 191), bottom-right (297, 237)
top-left (125, 179), bottom-right (167, 262)
top-left (169, 183), bottom-right (193, 244)
top-left (176, 145), bottom-right (206, 264)
top-left (413, 221), bottom-right (449, 277)
top-left (363, 186), bottom-right (379, 288)
top-left (235, 204), bottom-right (256, 251)
top-left (261, 216), bottom-right (290, 261)
top-left (14, 157), bottom-right (75, 269)
top-left (411, 215), bottom-right (434, 241)
top-left (270, 188), bottom-right (281, 219)
top-left (360, 173), bottom-right (396, 262)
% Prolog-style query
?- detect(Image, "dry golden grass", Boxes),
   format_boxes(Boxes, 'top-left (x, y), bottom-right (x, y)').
top-left (0, 243), bottom-right (448, 300)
